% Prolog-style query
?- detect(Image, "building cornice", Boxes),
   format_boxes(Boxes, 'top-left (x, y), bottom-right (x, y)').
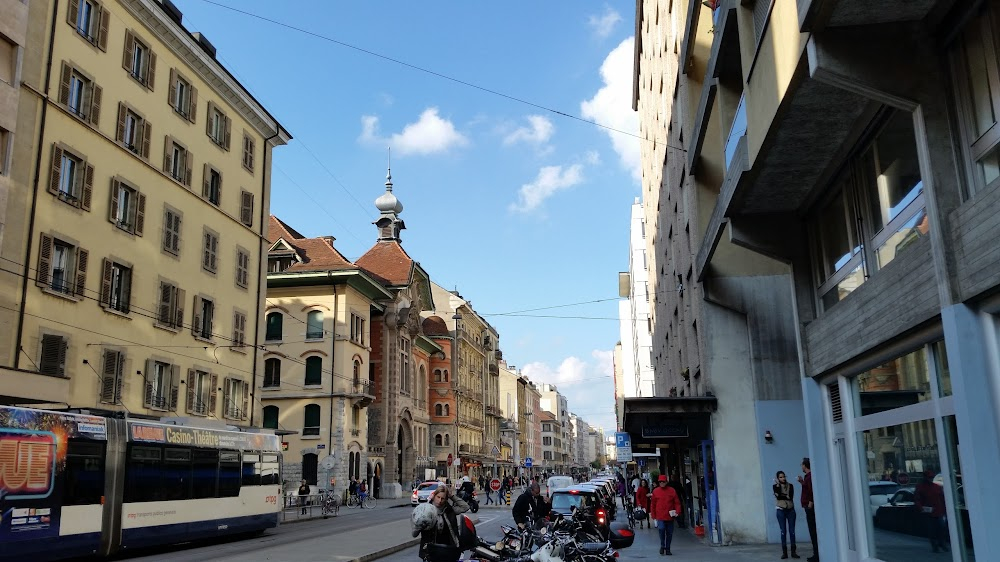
top-left (267, 269), bottom-right (394, 302)
top-left (119, 0), bottom-right (291, 144)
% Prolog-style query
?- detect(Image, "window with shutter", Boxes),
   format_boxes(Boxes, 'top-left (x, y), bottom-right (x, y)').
top-left (305, 356), bottom-right (322, 386)
top-left (163, 207), bottom-right (181, 255)
top-left (100, 349), bottom-right (124, 404)
top-left (109, 179), bottom-right (143, 235)
top-left (51, 145), bottom-right (90, 209)
top-left (124, 31), bottom-right (155, 89)
top-left (203, 164), bottom-right (222, 205)
top-left (240, 190), bottom-right (254, 226)
top-left (70, 0), bottom-right (106, 47)
top-left (242, 134), bottom-right (255, 173)
top-left (194, 296), bottom-right (214, 340)
top-left (232, 310), bottom-right (246, 348)
top-left (98, 260), bottom-right (132, 314)
top-left (39, 334), bottom-right (67, 376)
top-left (202, 229), bottom-right (218, 273)
top-left (235, 248), bottom-right (249, 289)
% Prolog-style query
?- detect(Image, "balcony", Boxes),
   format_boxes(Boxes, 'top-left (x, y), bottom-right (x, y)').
top-left (369, 445), bottom-right (385, 456)
top-left (798, 0), bottom-right (938, 32)
top-left (459, 444), bottom-right (471, 454)
top-left (485, 405), bottom-right (502, 418)
top-left (350, 379), bottom-right (374, 408)
top-left (724, 94), bottom-right (746, 171)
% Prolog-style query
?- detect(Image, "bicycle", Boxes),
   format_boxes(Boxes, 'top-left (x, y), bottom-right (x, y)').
top-left (321, 491), bottom-right (340, 517)
top-left (346, 492), bottom-right (376, 509)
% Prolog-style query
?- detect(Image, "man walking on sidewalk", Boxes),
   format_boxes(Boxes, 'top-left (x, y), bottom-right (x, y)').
top-left (798, 458), bottom-right (819, 562)
top-left (650, 475), bottom-right (682, 556)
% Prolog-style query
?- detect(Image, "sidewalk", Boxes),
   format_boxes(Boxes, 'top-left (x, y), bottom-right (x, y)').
top-left (630, 523), bottom-right (815, 561)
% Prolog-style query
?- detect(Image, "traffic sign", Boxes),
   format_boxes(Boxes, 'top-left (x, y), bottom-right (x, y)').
top-left (491, 445), bottom-right (501, 456)
top-left (897, 472), bottom-right (909, 485)
top-left (615, 432), bottom-right (633, 462)
top-left (320, 455), bottom-right (336, 470)
top-left (447, 453), bottom-right (453, 464)
top-left (453, 457), bottom-right (461, 467)
top-left (490, 478), bottom-right (501, 492)
top-left (525, 457), bottom-right (533, 468)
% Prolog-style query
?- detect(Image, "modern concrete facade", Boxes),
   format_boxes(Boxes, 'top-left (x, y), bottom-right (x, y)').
top-left (617, 197), bottom-right (656, 400)
top-left (263, 216), bottom-right (390, 494)
top-left (0, 0), bottom-right (289, 419)
top-left (629, 0), bottom-right (1000, 559)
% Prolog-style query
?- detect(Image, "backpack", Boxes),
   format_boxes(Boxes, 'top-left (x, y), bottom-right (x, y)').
top-left (457, 514), bottom-right (478, 550)
top-left (360, 481), bottom-right (367, 493)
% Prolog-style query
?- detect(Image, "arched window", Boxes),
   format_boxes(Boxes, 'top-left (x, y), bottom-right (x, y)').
top-left (444, 434), bottom-right (450, 447)
top-left (352, 452), bottom-right (361, 482)
top-left (352, 405), bottom-right (360, 427)
top-left (443, 369), bottom-right (449, 382)
top-left (435, 403), bottom-right (443, 416)
top-left (354, 360), bottom-right (362, 391)
top-left (435, 434), bottom-right (443, 446)
top-left (303, 404), bottom-right (320, 435)
top-left (348, 451), bottom-right (357, 480)
top-left (434, 369), bottom-right (442, 382)
top-left (306, 310), bottom-right (324, 339)
top-left (418, 365), bottom-right (425, 401)
top-left (264, 358), bottom-right (281, 387)
top-left (304, 356), bottom-right (322, 386)
top-left (265, 312), bottom-right (283, 341)
top-left (262, 405), bottom-right (279, 429)
top-left (444, 404), bottom-right (450, 416)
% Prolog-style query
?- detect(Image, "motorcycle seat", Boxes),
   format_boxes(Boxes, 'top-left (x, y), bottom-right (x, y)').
top-left (579, 542), bottom-right (609, 553)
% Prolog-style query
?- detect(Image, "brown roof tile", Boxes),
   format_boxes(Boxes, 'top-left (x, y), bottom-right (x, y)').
top-left (267, 215), bottom-right (306, 244)
top-left (355, 241), bottom-right (414, 286)
top-left (268, 216), bottom-right (356, 273)
top-left (422, 315), bottom-right (449, 336)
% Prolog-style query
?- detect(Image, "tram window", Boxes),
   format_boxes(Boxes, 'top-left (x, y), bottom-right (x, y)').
top-left (219, 451), bottom-right (241, 497)
top-left (64, 440), bottom-right (105, 505)
top-left (162, 446), bottom-right (192, 501)
top-left (261, 454), bottom-right (280, 485)
top-left (242, 453), bottom-right (261, 486)
top-left (125, 446), bottom-right (162, 502)
top-left (192, 449), bottom-right (218, 499)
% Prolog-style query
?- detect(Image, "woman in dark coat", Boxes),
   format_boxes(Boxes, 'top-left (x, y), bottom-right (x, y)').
top-left (773, 471), bottom-right (799, 559)
top-left (412, 485), bottom-right (470, 562)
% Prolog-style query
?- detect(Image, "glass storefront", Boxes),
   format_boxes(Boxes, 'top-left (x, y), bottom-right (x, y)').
top-left (845, 342), bottom-right (975, 561)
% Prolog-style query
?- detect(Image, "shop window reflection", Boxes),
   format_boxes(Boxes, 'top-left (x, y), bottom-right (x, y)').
top-left (855, 347), bottom-right (932, 416)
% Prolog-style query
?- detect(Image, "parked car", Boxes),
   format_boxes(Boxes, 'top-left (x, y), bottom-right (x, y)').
top-left (549, 486), bottom-right (611, 539)
top-left (867, 481), bottom-right (901, 517)
top-left (411, 481), bottom-right (441, 506)
top-left (873, 487), bottom-right (922, 535)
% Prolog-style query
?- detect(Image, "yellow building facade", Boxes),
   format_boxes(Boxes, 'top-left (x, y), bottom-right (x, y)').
top-left (0, 0), bottom-right (289, 423)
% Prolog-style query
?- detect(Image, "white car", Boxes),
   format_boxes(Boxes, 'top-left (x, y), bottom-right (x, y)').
top-left (867, 481), bottom-right (901, 516)
top-left (411, 481), bottom-right (441, 506)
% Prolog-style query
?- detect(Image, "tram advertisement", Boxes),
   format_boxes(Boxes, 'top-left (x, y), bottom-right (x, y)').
top-left (128, 421), bottom-right (280, 451)
top-left (0, 408), bottom-right (107, 540)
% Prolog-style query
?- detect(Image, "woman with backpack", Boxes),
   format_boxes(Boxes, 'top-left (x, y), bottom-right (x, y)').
top-left (412, 485), bottom-right (471, 562)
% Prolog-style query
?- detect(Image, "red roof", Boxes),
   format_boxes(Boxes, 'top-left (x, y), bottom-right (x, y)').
top-left (355, 240), bottom-right (414, 286)
top-left (422, 316), bottom-right (449, 336)
top-left (267, 215), bottom-right (305, 243)
top-left (268, 216), bottom-right (355, 273)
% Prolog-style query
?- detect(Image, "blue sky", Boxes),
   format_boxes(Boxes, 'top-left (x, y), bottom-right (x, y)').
top-left (173, 1), bottom-right (639, 437)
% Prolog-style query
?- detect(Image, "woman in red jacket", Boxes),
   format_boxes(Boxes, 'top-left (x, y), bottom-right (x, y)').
top-left (649, 475), bottom-right (682, 555)
top-left (634, 478), bottom-right (651, 529)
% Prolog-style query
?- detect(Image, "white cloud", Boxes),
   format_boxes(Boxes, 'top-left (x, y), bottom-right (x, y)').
top-left (584, 150), bottom-right (602, 165)
top-left (503, 115), bottom-right (555, 146)
top-left (581, 38), bottom-right (641, 182)
top-left (358, 108), bottom-right (468, 155)
top-left (522, 350), bottom-right (618, 434)
top-left (509, 164), bottom-right (584, 214)
top-left (588, 7), bottom-right (622, 39)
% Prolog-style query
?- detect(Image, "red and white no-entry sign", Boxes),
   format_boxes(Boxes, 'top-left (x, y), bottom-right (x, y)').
top-left (490, 478), bottom-right (502, 492)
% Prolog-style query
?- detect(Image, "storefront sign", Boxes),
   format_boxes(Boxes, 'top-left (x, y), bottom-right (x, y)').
top-left (641, 423), bottom-right (689, 438)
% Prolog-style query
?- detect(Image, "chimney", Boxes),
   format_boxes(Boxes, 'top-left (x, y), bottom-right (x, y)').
top-left (159, 0), bottom-right (183, 25)
top-left (191, 32), bottom-right (217, 58)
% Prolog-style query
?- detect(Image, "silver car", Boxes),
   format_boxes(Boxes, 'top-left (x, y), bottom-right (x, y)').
top-left (411, 481), bottom-right (441, 506)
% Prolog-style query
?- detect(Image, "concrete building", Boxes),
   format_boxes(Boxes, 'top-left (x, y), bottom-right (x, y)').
top-left (262, 216), bottom-right (390, 492)
top-left (617, 198), bottom-right (656, 399)
top-left (538, 410), bottom-right (560, 473)
top-left (628, 0), bottom-right (1000, 559)
top-left (538, 383), bottom-right (570, 472)
top-left (354, 171), bottom-right (440, 498)
top-left (0, 0), bottom-right (289, 417)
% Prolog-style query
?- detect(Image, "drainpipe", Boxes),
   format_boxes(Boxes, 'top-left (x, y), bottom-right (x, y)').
top-left (252, 125), bottom-right (280, 426)
top-left (328, 278), bottom-right (337, 480)
top-left (15, 0), bottom-right (60, 369)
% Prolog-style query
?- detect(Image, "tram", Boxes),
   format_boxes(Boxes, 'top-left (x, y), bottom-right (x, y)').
top-left (0, 405), bottom-right (282, 561)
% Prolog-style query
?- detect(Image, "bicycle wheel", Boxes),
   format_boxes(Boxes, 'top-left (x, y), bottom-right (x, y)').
top-left (347, 494), bottom-right (359, 508)
top-left (363, 496), bottom-right (376, 509)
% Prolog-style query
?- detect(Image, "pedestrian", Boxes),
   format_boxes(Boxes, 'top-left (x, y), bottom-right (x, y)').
top-left (359, 479), bottom-right (368, 503)
top-left (617, 478), bottom-right (627, 509)
top-left (484, 481), bottom-right (494, 505)
top-left (297, 479), bottom-right (311, 515)
top-left (773, 471), bottom-right (800, 559)
top-left (412, 485), bottom-right (470, 561)
top-left (797, 458), bottom-right (819, 562)
top-left (631, 473), bottom-right (641, 495)
top-left (635, 478), bottom-right (651, 529)
top-left (914, 469), bottom-right (948, 553)
top-left (649, 475), bottom-right (681, 556)
top-left (512, 482), bottom-right (550, 530)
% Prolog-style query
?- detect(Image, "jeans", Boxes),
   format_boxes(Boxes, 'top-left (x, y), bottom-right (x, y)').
top-left (485, 490), bottom-right (494, 504)
top-left (776, 508), bottom-right (797, 549)
top-left (925, 514), bottom-right (948, 552)
top-left (656, 519), bottom-right (674, 551)
top-left (805, 507), bottom-right (818, 557)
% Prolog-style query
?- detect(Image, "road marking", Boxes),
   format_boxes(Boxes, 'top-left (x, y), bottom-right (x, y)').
top-left (476, 516), bottom-right (497, 525)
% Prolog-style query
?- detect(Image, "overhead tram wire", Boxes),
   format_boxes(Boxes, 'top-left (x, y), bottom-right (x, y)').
top-left (192, 0), bottom-right (685, 152)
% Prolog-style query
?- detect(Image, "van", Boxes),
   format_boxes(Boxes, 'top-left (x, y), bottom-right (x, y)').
top-left (547, 476), bottom-right (575, 495)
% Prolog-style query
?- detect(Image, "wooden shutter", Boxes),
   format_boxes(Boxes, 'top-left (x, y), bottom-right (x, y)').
top-left (210, 235), bottom-right (217, 271)
top-left (184, 148), bottom-right (192, 186)
top-left (168, 69), bottom-right (178, 109)
top-left (169, 365), bottom-right (180, 410)
top-left (222, 377), bottom-right (231, 417)
top-left (48, 145), bottom-right (63, 195)
top-left (108, 178), bottom-right (119, 224)
top-left (100, 258), bottom-right (112, 307)
top-left (58, 63), bottom-right (71, 105)
top-left (202, 163), bottom-right (210, 198)
top-left (135, 192), bottom-right (146, 236)
top-left (185, 368), bottom-right (195, 413)
top-left (67, 0), bottom-right (80, 28)
top-left (241, 381), bottom-right (250, 420)
top-left (188, 85), bottom-right (197, 123)
top-left (174, 288), bottom-right (185, 329)
top-left (241, 191), bottom-right (254, 226)
top-left (171, 212), bottom-right (181, 252)
top-left (209, 373), bottom-right (218, 415)
top-left (116, 103), bottom-right (126, 142)
top-left (157, 282), bottom-right (171, 324)
top-left (233, 311), bottom-right (244, 346)
top-left (90, 83), bottom-right (102, 126)
top-left (143, 359), bottom-right (154, 408)
top-left (101, 349), bottom-right (119, 403)
top-left (36, 233), bottom-right (53, 287)
top-left (163, 136), bottom-right (173, 173)
top-left (191, 294), bottom-right (202, 336)
top-left (205, 102), bottom-right (214, 137)
top-left (39, 334), bottom-right (64, 375)
top-left (223, 115), bottom-right (232, 150)
top-left (81, 163), bottom-right (93, 211)
top-left (141, 120), bottom-right (151, 158)
top-left (206, 300), bottom-right (214, 337)
top-left (146, 50), bottom-right (156, 90)
top-left (123, 30), bottom-right (135, 73)
top-left (97, 7), bottom-right (109, 51)
top-left (75, 247), bottom-right (88, 296)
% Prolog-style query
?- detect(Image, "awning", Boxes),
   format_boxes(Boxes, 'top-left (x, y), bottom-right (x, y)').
top-left (622, 396), bottom-right (717, 449)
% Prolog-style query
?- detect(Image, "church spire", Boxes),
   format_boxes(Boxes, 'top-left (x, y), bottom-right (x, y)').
top-left (374, 149), bottom-right (405, 242)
